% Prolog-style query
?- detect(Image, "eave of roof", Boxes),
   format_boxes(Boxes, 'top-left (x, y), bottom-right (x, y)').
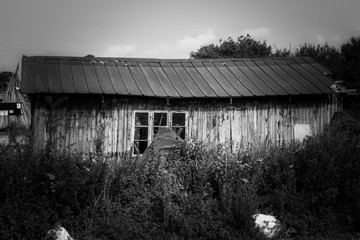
top-left (21, 55), bottom-right (335, 98)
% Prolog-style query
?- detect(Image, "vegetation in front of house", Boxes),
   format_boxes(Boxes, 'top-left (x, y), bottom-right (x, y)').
top-left (0, 124), bottom-right (360, 240)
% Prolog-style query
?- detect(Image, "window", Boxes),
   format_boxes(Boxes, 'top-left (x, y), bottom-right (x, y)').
top-left (133, 111), bottom-right (187, 154)
top-left (172, 112), bottom-right (186, 140)
top-left (134, 112), bottom-right (149, 154)
top-left (153, 112), bottom-right (167, 136)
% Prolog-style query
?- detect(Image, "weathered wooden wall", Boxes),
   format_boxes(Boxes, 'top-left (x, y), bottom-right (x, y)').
top-left (31, 94), bottom-right (342, 154)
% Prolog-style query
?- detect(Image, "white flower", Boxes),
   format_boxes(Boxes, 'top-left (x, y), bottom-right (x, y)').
top-left (46, 173), bottom-right (56, 181)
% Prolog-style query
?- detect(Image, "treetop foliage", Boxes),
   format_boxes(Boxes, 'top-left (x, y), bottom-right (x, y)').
top-left (190, 34), bottom-right (272, 59)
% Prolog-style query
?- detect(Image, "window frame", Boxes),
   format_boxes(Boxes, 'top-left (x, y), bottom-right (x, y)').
top-left (131, 110), bottom-right (188, 155)
top-left (133, 112), bottom-right (150, 155)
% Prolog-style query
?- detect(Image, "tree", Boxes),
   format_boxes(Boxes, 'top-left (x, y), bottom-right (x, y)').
top-left (340, 37), bottom-right (360, 84)
top-left (295, 43), bottom-right (343, 80)
top-left (0, 71), bottom-right (14, 92)
top-left (190, 34), bottom-right (272, 59)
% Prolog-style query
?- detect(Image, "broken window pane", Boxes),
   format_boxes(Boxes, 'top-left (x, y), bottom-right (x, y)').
top-left (154, 112), bottom-right (167, 136)
top-left (172, 126), bottom-right (185, 139)
top-left (172, 113), bottom-right (186, 139)
top-left (135, 112), bottom-right (148, 126)
top-left (172, 113), bottom-right (185, 126)
top-left (134, 141), bottom-right (148, 154)
top-left (154, 112), bottom-right (167, 126)
top-left (134, 127), bottom-right (148, 140)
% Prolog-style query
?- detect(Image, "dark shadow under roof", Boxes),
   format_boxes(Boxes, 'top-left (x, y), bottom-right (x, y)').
top-left (21, 56), bottom-right (335, 98)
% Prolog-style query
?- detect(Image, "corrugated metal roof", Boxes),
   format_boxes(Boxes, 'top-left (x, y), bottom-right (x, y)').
top-left (21, 56), bottom-right (335, 97)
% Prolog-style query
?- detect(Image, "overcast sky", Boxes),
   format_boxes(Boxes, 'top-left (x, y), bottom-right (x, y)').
top-left (1, 0), bottom-right (360, 72)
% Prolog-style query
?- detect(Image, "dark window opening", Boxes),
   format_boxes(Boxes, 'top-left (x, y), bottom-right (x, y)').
top-left (172, 113), bottom-right (186, 139)
top-left (153, 112), bottom-right (167, 137)
top-left (134, 112), bottom-right (148, 154)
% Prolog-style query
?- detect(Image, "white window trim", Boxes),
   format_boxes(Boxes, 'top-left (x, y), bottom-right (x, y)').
top-left (131, 110), bottom-right (188, 155)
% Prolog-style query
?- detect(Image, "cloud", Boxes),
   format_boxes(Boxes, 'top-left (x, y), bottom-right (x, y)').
top-left (238, 27), bottom-right (272, 39)
top-left (175, 29), bottom-right (216, 52)
top-left (101, 30), bottom-right (217, 59)
top-left (103, 45), bottom-right (137, 57)
top-left (140, 45), bottom-right (176, 58)
top-left (331, 34), bottom-right (342, 43)
top-left (315, 34), bottom-right (325, 44)
top-left (138, 29), bottom-right (217, 59)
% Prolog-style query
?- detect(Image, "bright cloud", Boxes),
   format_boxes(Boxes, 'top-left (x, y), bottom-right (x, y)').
top-left (316, 34), bottom-right (326, 44)
top-left (138, 29), bottom-right (217, 59)
top-left (175, 29), bottom-right (216, 52)
top-left (101, 30), bottom-right (217, 59)
top-left (331, 34), bottom-right (342, 43)
top-left (103, 45), bottom-right (137, 57)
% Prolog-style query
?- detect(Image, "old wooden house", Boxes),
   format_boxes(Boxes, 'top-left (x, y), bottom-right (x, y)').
top-left (21, 55), bottom-right (341, 155)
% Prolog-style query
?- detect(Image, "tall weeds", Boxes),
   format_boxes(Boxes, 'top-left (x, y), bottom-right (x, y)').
top-left (0, 124), bottom-right (359, 239)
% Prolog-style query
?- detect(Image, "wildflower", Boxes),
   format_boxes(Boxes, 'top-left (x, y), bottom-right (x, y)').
top-left (46, 173), bottom-right (56, 181)
top-left (242, 178), bottom-right (249, 184)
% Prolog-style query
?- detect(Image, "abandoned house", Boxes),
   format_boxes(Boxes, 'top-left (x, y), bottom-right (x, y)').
top-left (21, 55), bottom-right (341, 155)
top-left (0, 72), bottom-right (31, 144)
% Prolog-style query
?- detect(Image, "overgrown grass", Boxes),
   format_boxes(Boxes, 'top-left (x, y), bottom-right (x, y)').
top-left (0, 124), bottom-right (359, 239)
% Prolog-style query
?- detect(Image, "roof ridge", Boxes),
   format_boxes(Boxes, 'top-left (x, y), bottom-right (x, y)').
top-left (22, 55), bottom-right (309, 63)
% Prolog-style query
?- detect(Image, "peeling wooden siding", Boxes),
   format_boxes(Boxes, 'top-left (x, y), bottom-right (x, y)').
top-left (31, 94), bottom-right (342, 154)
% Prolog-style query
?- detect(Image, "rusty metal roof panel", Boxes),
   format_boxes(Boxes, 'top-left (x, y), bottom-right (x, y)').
top-left (34, 57), bottom-right (49, 93)
top-left (152, 66), bottom-right (180, 97)
top-left (293, 58), bottom-right (334, 92)
top-left (47, 59), bottom-right (62, 93)
top-left (172, 65), bottom-right (205, 97)
top-left (184, 66), bottom-right (217, 97)
top-left (105, 62), bottom-right (129, 95)
top-left (204, 62), bottom-right (241, 96)
top-left (58, 59), bottom-right (76, 93)
top-left (21, 56), bottom-right (336, 97)
top-left (264, 60), bottom-right (305, 95)
top-left (70, 60), bottom-right (89, 94)
top-left (249, 60), bottom-right (288, 95)
top-left (215, 64), bottom-right (253, 97)
top-left (275, 59), bottom-right (319, 94)
top-left (260, 60), bottom-right (300, 95)
top-left (285, 58), bottom-right (329, 94)
top-left (21, 57), bottom-right (35, 93)
top-left (299, 65), bottom-right (334, 92)
top-left (94, 63), bottom-right (116, 94)
top-left (303, 57), bottom-right (332, 75)
top-left (82, 61), bottom-right (102, 94)
top-left (129, 66), bottom-right (155, 96)
top-left (140, 66), bottom-right (167, 97)
top-left (162, 66), bottom-right (193, 97)
top-left (196, 64), bottom-right (229, 97)
top-left (236, 61), bottom-right (275, 95)
top-left (117, 65), bottom-right (142, 96)
top-left (226, 64), bottom-right (263, 96)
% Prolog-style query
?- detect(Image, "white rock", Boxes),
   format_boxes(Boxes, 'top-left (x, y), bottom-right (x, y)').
top-left (252, 213), bottom-right (280, 238)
